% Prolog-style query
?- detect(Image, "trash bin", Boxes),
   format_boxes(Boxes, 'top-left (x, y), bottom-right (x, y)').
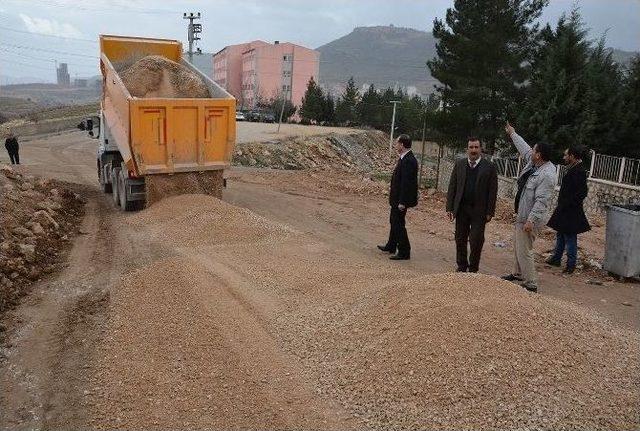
top-left (603, 204), bottom-right (640, 277)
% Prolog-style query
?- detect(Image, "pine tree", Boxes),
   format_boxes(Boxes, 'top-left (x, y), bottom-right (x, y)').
top-left (299, 77), bottom-right (325, 123)
top-left (517, 7), bottom-right (630, 158)
top-left (321, 93), bottom-right (336, 124)
top-left (620, 56), bottom-right (640, 158)
top-left (580, 39), bottom-right (626, 155)
top-left (517, 8), bottom-right (591, 155)
top-left (356, 85), bottom-right (384, 128)
top-left (335, 77), bottom-right (360, 125)
top-left (428, 0), bottom-right (548, 150)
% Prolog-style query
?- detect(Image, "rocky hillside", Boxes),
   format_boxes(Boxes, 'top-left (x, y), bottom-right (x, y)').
top-left (317, 26), bottom-right (438, 95)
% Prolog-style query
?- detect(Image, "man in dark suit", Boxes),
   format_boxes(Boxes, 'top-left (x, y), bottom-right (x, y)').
top-left (546, 145), bottom-right (590, 274)
top-left (446, 137), bottom-right (498, 272)
top-left (378, 134), bottom-right (418, 260)
top-left (4, 131), bottom-right (20, 165)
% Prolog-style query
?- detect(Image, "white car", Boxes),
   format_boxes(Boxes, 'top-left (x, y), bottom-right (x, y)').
top-left (235, 111), bottom-right (246, 121)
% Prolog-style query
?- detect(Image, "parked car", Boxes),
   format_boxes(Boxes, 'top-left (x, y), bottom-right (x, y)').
top-left (262, 113), bottom-right (276, 123)
top-left (235, 111), bottom-right (246, 121)
top-left (246, 111), bottom-right (261, 122)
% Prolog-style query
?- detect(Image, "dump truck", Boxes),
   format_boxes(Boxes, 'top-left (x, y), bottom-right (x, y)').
top-left (80, 34), bottom-right (236, 210)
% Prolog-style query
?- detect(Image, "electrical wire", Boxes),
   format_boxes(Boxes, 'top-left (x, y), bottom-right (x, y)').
top-left (0, 42), bottom-right (99, 58)
top-left (0, 24), bottom-right (98, 43)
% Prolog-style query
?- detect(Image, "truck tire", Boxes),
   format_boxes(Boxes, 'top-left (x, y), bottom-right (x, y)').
top-left (111, 167), bottom-right (121, 207)
top-left (118, 170), bottom-right (137, 211)
top-left (100, 165), bottom-right (112, 194)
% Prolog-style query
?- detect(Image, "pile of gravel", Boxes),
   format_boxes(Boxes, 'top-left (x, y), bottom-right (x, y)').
top-left (88, 195), bottom-right (639, 429)
top-left (119, 55), bottom-right (210, 99)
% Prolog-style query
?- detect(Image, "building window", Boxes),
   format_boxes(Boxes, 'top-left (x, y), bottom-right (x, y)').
top-left (282, 85), bottom-right (291, 92)
top-left (283, 71), bottom-right (291, 77)
top-left (283, 54), bottom-right (292, 61)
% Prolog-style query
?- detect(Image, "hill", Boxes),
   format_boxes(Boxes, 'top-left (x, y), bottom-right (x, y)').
top-left (317, 26), bottom-right (438, 96)
top-left (317, 26), bottom-right (639, 97)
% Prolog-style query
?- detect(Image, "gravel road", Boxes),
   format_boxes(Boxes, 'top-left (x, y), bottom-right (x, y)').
top-left (0, 127), bottom-right (638, 430)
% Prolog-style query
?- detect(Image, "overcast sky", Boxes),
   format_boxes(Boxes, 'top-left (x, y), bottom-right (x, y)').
top-left (1, 0), bottom-right (638, 82)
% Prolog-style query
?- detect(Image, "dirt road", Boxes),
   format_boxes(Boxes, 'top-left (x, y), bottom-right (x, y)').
top-left (1, 129), bottom-right (638, 429)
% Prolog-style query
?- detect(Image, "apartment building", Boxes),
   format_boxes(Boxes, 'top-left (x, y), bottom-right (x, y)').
top-left (213, 40), bottom-right (319, 111)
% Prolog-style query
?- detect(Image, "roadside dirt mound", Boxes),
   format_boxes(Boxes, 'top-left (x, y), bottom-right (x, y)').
top-left (119, 55), bottom-right (210, 98)
top-left (290, 272), bottom-right (640, 429)
top-left (144, 170), bottom-right (224, 207)
top-left (0, 164), bottom-right (84, 315)
top-left (233, 130), bottom-right (394, 173)
top-left (128, 194), bottom-right (296, 247)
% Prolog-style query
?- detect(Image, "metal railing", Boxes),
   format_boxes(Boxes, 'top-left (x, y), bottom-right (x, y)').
top-left (589, 152), bottom-right (640, 187)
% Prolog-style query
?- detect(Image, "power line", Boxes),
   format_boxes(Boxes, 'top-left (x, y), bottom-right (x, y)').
top-left (0, 47), bottom-right (98, 69)
top-left (4, 0), bottom-right (182, 14)
top-left (0, 24), bottom-right (98, 43)
top-left (0, 42), bottom-right (98, 58)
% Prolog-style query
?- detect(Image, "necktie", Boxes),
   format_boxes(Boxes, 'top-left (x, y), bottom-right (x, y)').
top-left (469, 160), bottom-right (476, 169)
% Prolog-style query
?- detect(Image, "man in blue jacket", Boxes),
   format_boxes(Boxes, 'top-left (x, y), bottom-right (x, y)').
top-left (378, 134), bottom-right (418, 260)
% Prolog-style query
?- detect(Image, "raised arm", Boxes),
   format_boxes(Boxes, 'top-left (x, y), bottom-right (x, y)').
top-left (505, 122), bottom-right (532, 164)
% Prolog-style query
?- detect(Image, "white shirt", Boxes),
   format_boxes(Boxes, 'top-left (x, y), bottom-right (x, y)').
top-left (399, 149), bottom-right (411, 160)
top-left (467, 155), bottom-right (481, 168)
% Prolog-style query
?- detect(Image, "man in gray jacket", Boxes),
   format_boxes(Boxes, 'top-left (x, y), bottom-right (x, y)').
top-left (501, 122), bottom-right (556, 292)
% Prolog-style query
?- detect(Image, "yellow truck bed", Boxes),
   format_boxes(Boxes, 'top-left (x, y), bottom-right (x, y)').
top-left (100, 34), bottom-right (236, 177)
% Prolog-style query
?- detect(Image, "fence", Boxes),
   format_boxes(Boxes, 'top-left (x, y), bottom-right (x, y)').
top-left (486, 152), bottom-right (639, 189)
top-left (590, 152), bottom-right (640, 187)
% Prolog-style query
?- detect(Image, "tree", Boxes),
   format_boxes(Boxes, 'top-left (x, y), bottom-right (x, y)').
top-left (335, 77), bottom-right (360, 125)
top-left (517, 7), bottom-right (629, 158)
top-left (267, 93), bottom-right (297, 122)
top-left (299, 77), bottom-right (324, 123)
top-left (620, 56), bottom-right (640, 158)
top-left (428, 0), bottom-right (548, 151)
top-left (356, 85), bottom-right (385, 129)
top-left (517, 8), bottom-right (591, 155)
top-left (321, 93), bottom-right (336, 124)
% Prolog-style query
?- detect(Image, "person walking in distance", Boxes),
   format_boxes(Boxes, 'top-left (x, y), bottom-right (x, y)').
top-left (545, 145), bottom-right (590, 274)
top-left (501, 122), bottom-right (556, 293)
top-left (446, 137), bottom-right (498, 273)
top-left (378, 134), bottom-right (418, 260)
top-left (4, 131), bottom-right (20, 165)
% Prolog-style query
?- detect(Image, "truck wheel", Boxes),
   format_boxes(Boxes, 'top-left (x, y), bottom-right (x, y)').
top-left (119, 170), bottom-right (137, 211)
top-left (100, 166), bottom-right (112, 194)
top-left (111, 167), bottom-right (121, 207)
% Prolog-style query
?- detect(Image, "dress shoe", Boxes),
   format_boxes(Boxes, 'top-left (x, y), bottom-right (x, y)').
top-left (562, 266), bottom-right (575, 274)
top-left (456, 267), bottom-right (468, 272)
top-left (389, 254), bottom-right (410, 260)
top-left (501, 274), bottom-right (524, 282)
top-left (520, 281), bottom-right (538, 293)
top-left (377, 245), bottom-right (395, 253)
top-left (545, 257), bottom-right (561, 267)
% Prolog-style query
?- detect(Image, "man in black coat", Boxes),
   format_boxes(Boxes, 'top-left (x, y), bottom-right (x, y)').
top-left (378, 134), bottom-right (418, 260)
top-left (4, 131), bottom-right (20, 165)
top-left (446, 137), bottom-right (498, 272)
top-left (546, 145), bottom-right (591, 274)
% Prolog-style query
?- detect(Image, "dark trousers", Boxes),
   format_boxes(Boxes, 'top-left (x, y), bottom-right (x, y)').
top-left (8, 151), bottom-right (19, 164)
top-left (551, 232), bottom-right (578, 268)
top-left (385, 206), bottom-right (410, 256)
top-left (455, 205), bottom-right (487, 272)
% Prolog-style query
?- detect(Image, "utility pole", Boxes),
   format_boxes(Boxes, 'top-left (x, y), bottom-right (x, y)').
top-left (418, 108), bottom-right (428, 187)
top-left (389, 100), bottom-right (401, 151)
top-left (183, 12), bottom-right (202, 63)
